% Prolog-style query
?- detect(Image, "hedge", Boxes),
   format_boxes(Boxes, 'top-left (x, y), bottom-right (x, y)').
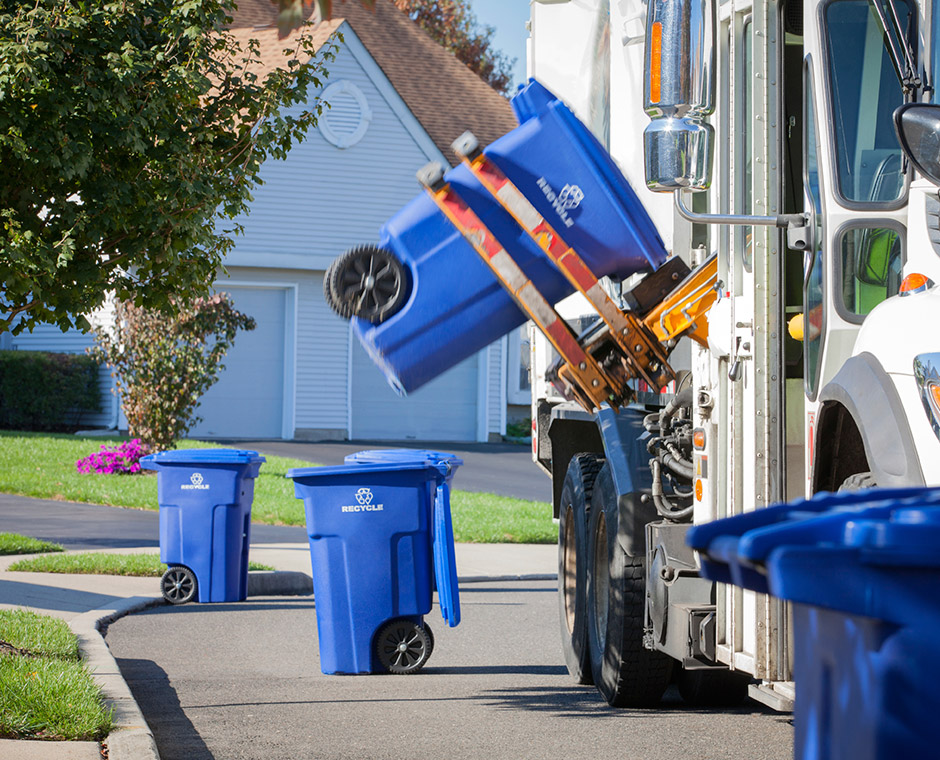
top-left (0, 351), bottom-right (101, 432)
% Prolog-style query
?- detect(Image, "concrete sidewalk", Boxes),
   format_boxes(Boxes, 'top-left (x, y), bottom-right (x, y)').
top-left (0, 541), bottom-right (557, 760)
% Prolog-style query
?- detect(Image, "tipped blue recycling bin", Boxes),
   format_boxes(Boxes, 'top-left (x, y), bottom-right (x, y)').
top-left (353, 79), bottom-right (668, 395)
top-left (288, 451), bottom-right (462, 675)
top-left (141, 449), bottom-right (265, 603)
top-left (687, 486), bottom-right (940, 760)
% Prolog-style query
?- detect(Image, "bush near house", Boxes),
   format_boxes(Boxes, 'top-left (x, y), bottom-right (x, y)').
top-left (92, 294), bottom-right (255, 450)
top-left (0, 351), bottom-right (100, 432)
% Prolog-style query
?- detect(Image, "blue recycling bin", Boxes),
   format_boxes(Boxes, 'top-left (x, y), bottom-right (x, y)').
top-left (353, 79), bottom-right (668, 395)
top-left (288, 456), bottom-right (461, 675)
top-left (687, 487), bottom-right (940, 760)
top-left (141, 449), bottom-right (265, 604)
top-left (343, 449), bottom-right (463, 627)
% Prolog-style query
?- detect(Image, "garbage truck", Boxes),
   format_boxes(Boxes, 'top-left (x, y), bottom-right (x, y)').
top-left (323, 0), bottom-right (940, 710)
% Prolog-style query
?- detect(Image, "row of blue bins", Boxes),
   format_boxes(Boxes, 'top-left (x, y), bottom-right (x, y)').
top-left (142, 448), bottom-right (462, 675)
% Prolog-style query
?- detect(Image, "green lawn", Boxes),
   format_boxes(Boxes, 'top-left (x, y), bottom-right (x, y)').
top-left (8, 552), bottom-right (274, 576)
top-left (0, 532), bottom-right (64, 555)
top-left (0, 609), bottom-right (112, 741)
top-left (0, 431), bottom-right (555, 543)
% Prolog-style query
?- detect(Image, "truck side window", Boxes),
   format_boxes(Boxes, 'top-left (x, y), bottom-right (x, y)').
top-left (824, 0), bottom-right (912, 205)
top-left (838, 226), bottom-right (904, 317)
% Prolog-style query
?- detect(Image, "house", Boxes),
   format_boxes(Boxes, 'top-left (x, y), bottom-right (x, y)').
top-left (7, 0), bottom-right (530, 443)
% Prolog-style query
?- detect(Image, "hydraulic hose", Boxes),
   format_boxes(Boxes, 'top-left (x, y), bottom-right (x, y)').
top-left (650, 459), bottom-right (695, 521)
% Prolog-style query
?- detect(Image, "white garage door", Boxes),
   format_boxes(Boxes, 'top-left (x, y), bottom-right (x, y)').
top-left (350, 339), bottom-right (479, 441)
top-left (190, 287), bottom-right (287, 439)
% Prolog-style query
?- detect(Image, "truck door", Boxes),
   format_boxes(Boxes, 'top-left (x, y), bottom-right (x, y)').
top-left (800, 0), bottom-right (911, 492)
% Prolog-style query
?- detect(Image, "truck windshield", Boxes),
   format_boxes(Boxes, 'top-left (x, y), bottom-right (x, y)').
top-left (824, 0), bottom-right (913, 204)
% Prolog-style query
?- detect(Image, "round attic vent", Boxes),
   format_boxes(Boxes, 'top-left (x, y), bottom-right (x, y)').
top-left (319, 80), bottom-right (372, 149)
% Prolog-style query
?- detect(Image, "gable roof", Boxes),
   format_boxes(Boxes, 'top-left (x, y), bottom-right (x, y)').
top-left (229, 0), bottom-right (518, 164)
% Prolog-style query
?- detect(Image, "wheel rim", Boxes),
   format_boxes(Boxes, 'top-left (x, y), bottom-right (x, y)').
top-left (338, 249), bottom-right (403, 321)
top-left (593, 515), bottom-right (609, 645)
top-left (162, 567), bottom-right (195, 603)
top-left (377, 621), bottom-right (430, 674)
top-left (562, 505), bottom-right (577, 635)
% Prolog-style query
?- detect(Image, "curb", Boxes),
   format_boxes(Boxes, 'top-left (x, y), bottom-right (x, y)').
top-left (69, 596), bottom-right (164, 760)
top-left (459, 573), bottom-right (557, 583)
top-left (247, 570), bottom-right (313, 596)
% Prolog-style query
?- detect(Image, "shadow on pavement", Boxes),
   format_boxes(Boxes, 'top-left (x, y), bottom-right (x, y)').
top-left (115, 657), bottom-right (214, 760)
top-left (0, 578), bottom-right (126, 613)
top-left (473, 684), bottom-right (790, 719)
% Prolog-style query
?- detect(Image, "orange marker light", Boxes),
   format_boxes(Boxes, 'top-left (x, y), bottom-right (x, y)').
top-left (692, 428), bottom-right (706, 450)
top-left (930, 382), bottom-right (940, 413)
top-left (695, 478), bottom-right (704, 502)
top-left (650, 22), bottom-right (663, 104)
top-left (900, 272), bottom-right (932, 295)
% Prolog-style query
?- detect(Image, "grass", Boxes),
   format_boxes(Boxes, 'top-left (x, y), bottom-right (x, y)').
top-left (8, 552), bottom-right (274, 576)
top-left (0, 609), bottom-right (112, 741)
top-left (0, 431), bottom-right (556, 543)
top-left (0, 532), bottom-right (64, 555)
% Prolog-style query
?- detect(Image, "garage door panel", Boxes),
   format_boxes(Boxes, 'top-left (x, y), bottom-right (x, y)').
top-left (190, 287), bottom-right (287, 439)
top-left (351, 339), bottom-right (478, 441)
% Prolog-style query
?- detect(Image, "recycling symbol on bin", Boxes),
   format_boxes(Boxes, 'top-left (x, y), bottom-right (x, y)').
top-left (190, 472), bottom-right (204, 486)
top-left (355, 488), bottom-right (374, 505)
top-left (558, 184), bottom-right (584, 211)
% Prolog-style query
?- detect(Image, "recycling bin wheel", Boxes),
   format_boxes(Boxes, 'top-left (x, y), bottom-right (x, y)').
top-left (375, 619), bottom-right (432, 674)
top-left (161, 565), bottom-right (197, 605)
top-left (326, 245), bottom-right (409, 324)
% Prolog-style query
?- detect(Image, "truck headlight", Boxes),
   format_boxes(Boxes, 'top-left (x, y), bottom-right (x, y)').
top-left (914, 353), bottom-right (940, 441)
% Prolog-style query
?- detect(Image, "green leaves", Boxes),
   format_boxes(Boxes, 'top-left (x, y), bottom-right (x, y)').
top-left (0, 0), bottom-right (337, 334)
top-left (92, 293), bottom-right (256, 449)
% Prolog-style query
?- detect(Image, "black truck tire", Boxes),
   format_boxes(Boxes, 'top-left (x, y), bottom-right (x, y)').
top-left (558, 453), bottom-right (604, 685)
top-left (587, 463), bottom-right (673, 706)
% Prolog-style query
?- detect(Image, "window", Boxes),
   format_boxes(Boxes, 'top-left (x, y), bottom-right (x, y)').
top-left (837, 226), bottom-right (904, 318)
top-left (824, 0), bottom-right (912, 205)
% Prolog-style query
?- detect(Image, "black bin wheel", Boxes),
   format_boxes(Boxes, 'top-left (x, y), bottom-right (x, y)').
top-left (325, 245), bottom-right (408, 324)
top-left (161, 565), bottom-right (197, 605)
top-left (375, 619), bottom-right (432, 674)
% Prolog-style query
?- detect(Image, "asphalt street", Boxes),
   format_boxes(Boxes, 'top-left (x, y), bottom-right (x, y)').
top-left (228, 439), bottom-right (552, 502)
top-left (0, 494), bottom-right (307, 551)
top-left (106, 582), bottom-right (794, 760)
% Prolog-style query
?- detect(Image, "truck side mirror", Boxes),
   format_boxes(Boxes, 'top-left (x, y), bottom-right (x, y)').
top-left (643, 0), bottom-right (716, 192)
top-left (894, 103), bottom-right (940, 186)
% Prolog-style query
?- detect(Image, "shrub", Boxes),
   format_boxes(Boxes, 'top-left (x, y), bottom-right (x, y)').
top-left (76, 439), bottom-right (150, 475)
top-left (0, 351), bottom-right (100, 432)
top-left (92, 294), bottom-right (255, 450)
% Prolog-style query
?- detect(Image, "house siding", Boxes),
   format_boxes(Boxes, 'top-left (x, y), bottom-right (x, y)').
top-left (225, 27), bottom-right (450, 272)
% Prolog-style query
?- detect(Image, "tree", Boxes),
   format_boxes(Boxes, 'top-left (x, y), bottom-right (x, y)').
top-left (92, 293), bottom-right (255, 450)
top-left (391, 0), bottom-right (515, 95)
top-left (0, 1), bottom-right (335, 335)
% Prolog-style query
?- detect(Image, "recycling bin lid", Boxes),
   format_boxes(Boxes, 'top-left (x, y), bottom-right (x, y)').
top-left (141, 448), bottom-right (266, 468)
top-left (287, 461), bottom-right (449, 481)
top-left (344, 449), bottom-right (464, 470)
top-left (687, 486), bottom-right (940, 623)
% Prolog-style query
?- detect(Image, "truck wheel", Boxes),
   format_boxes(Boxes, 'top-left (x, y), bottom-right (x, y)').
top-left (676, 668), bottom-right (751, 706)
top-left (326, 245), bottom-right (408, 324)
top-left (838, 471), bottom-right (876, 491)
top-left (558, 453), bottom-right (604, 685)
top-left (161, 566), bottom-right (197, 605)
top-left (587, 463), bottom-right (673, 706)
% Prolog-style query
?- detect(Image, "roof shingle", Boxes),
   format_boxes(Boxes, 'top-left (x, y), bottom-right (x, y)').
top-left (229, 0), bottom-right (518, 164)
